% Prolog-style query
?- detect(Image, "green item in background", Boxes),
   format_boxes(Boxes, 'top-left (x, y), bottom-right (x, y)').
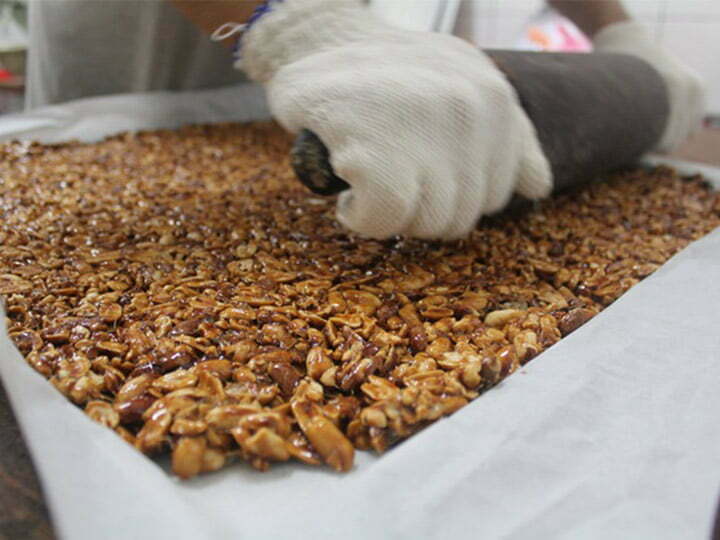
top-left (0, 0), bottom-right (26, 28)
top-left (0, 0), bottom-right (26, 76)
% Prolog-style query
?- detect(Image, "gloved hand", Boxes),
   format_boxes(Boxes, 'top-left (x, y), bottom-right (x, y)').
top-left (238, 0), bottom-right (551, 240)
top-left (593, 21), bottom-right (706, 153)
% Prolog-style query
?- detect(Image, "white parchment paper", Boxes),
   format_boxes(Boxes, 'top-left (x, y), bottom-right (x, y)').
top-left (0, 87), bottom-right (719, 540)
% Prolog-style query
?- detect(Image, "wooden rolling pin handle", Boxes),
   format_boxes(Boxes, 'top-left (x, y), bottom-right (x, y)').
top-left (291, 50), bottom-right (670, 196)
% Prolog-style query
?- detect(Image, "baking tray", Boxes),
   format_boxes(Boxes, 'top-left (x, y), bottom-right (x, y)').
top-left (0, 88), bottom-right (718, 540)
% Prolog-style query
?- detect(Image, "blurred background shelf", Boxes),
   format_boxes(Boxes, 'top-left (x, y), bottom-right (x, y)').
top-left (0, 0), bottom-right (25, 114)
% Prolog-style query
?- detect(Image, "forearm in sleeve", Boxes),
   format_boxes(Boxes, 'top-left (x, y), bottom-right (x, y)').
top-left (547, 0), bottom-right (630, 37)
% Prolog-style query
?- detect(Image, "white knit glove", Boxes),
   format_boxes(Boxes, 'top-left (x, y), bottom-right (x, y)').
top-left (238, 0), bottom-right (551, 240)
top-left (593, 21), bottom-right (706, 153)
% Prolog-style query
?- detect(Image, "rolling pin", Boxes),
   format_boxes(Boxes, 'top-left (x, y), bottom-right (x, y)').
top-left (291, 50), bottom-right (670, 196)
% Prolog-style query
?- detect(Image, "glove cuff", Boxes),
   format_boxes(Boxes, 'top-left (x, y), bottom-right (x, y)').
top-left (592, 21), bottom-right (654, 53)
top-left (593, 20), bottom-right (706, 152)
top-left (237, 0), bottom-right (390, 83)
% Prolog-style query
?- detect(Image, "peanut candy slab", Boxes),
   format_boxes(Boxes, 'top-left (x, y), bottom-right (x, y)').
top-left (1, 122), bottom-right (718, 477)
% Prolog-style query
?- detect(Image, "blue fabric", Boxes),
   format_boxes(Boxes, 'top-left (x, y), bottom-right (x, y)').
top-left (233, 0), bottom-right (284, 59)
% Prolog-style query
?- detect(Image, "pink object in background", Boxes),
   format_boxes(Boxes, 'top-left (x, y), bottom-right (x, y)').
top-left (516, 7), bottom-right (592, 52)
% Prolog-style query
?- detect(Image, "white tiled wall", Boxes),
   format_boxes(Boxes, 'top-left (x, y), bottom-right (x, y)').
top-left (454, 0), bottom-right (720, 113)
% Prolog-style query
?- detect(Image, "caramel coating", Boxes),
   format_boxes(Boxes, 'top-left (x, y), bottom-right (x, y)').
top-left (2, 122), bottom-right (718, 477)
